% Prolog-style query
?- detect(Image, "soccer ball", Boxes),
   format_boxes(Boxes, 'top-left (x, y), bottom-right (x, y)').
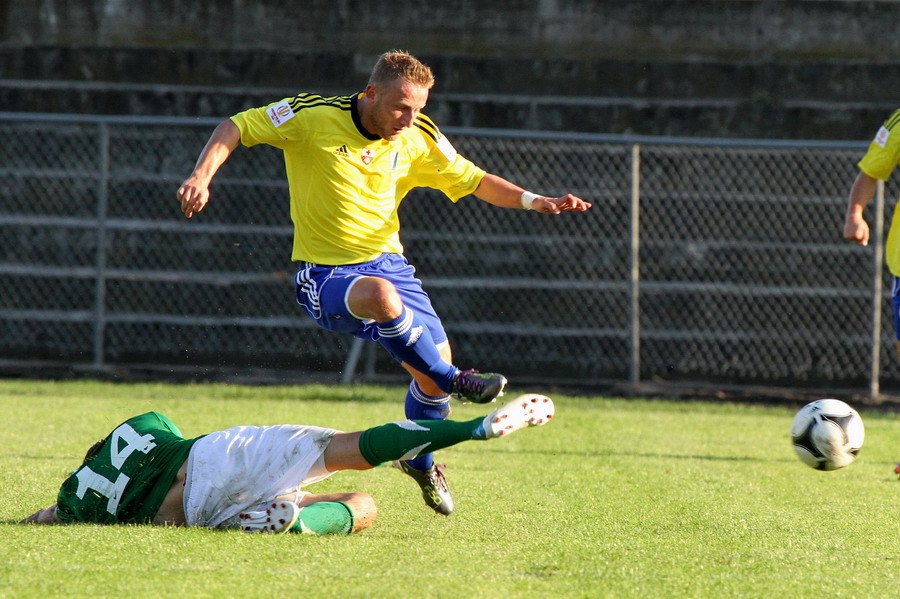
top-left (791, 399), bottom-right (864, 471)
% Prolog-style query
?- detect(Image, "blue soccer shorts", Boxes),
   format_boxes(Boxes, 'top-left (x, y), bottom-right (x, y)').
top-left (294, 253), bottom-right (449, 355)
top-left (892, 276), bottom-right (900, 341)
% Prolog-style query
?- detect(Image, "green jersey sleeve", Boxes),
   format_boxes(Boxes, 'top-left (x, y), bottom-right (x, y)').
top-left (55, 412), bottom-right (202, 524)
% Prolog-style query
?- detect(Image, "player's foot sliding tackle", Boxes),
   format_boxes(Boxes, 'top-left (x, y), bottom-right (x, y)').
top-left (240, 394), bottom-right (555, 533)
top-left (470, 393), bottom-right (554, 439)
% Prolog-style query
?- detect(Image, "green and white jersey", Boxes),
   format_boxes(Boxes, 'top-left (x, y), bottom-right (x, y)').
top-left (56, 412), bottom-right (202, 524)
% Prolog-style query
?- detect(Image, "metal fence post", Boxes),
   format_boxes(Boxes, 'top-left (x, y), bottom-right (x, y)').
top-left (630, 143), bottom-right (641, 385)
top-left (869, 179), bottom-right (886, 399)
top-left (341, 337), bottom-right (366, 384)
top-left (92, 122), bottom-right (110, 369)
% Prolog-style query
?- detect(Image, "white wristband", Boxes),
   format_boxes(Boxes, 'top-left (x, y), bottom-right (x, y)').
top-left (520, 191), bottom-right (538, 210)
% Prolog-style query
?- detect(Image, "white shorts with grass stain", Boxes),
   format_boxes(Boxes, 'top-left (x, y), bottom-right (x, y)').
top-left (183, 424), bottom-right (338, 529)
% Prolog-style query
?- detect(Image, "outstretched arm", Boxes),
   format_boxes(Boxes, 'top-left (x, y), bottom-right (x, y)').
top-left (21, 504), bottom-right (62, 525)
top-left (176, 119), bottom-right (242, 218)
top-left (843, 171), bottom-right (880, 246)
top-left (473, 173), bottom-right (592, 214)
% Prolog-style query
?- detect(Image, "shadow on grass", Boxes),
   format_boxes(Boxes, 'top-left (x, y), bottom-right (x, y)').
top-left (461, 445), bottom-right (793, 463)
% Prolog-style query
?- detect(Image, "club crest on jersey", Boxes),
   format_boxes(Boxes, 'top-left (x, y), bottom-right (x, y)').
top-left (266, 100), bottom-right (295, 128)
top-left (360, 148), bottom-right (375, 165)
top-left (875, 126), bottom-right (890, 148)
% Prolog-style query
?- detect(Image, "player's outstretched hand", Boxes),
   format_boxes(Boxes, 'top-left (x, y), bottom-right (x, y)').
top-left (177, 178), bottom-right (210, 219)
top-left (21, 504), bottom-right (61, 524)
top-left (532, 194), bottom-right (592, 215)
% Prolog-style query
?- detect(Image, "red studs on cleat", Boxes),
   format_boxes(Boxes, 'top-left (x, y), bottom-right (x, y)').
top-left (482, 394), bottom-right (555, 439)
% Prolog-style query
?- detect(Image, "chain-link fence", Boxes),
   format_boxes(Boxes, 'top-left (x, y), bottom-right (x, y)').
top-left (1, 112), bottom-right (897, 396)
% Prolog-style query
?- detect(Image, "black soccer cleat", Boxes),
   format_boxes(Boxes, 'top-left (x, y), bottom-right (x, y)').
top-left (451, 369), bottom-right (507, 404)
top-left (394, 461), bottom-right (454, 516)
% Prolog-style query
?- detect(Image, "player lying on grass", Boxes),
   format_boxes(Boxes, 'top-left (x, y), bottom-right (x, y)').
top-left (22, 394), bottom-right (554, 535)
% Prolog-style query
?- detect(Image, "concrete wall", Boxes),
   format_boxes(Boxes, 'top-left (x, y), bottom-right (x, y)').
top-left (3, 0), bottom-right (899, 60)
top-left (4, 45), bottom-right (900, 101)
top-left (2, 1), bottom-right (897, 139)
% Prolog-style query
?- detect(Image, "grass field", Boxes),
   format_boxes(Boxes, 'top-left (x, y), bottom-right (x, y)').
top-left (2, 379), bottom-right (900, 598)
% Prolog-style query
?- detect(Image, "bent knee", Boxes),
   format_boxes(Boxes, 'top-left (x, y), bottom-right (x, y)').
top-left (347, 277), bottom-right (402, 321)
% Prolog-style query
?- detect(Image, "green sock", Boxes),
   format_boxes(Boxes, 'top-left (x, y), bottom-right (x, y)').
top-left (290, 501), bottom-right (354, 535)
top-left (358, 417), bottom-right (483, 467)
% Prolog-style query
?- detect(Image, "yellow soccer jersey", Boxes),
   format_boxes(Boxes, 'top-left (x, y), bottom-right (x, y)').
top-left (858, 109), bottom-right (900, 274)
top-left (231, 92), bottom-right (486, 265)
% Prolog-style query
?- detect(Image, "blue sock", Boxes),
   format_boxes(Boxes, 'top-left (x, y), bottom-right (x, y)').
top-left (404, 381), bottom-right (450, 471)
top-left (376, 307), bottom-right (457, 393)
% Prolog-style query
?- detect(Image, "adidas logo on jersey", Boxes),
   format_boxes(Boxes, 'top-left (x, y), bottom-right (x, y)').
top-left (333, 145), bottom-right (350, 158)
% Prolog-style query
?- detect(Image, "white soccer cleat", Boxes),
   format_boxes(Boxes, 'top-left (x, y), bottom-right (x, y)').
top-left (475, 394), bottom-right (555, 439)
top-left (238, 500), bottom-right (300, 533)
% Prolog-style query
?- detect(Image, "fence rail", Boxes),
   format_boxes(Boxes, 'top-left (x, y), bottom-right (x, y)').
top-left (1, 112), bottom-right (897, 397)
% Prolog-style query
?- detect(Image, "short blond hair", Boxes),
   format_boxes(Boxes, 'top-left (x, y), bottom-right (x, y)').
top-left (368, 50), bottom-right (435, 89)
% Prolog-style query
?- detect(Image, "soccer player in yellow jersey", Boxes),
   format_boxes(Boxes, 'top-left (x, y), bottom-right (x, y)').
top-left (177, 50), bottom-right (591, 515)
top-left (844, 109), bottom-right (900, 357)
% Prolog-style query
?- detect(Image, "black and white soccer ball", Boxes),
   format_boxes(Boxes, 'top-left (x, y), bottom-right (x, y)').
top-left (791, 399), bottom-right (864, 471)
